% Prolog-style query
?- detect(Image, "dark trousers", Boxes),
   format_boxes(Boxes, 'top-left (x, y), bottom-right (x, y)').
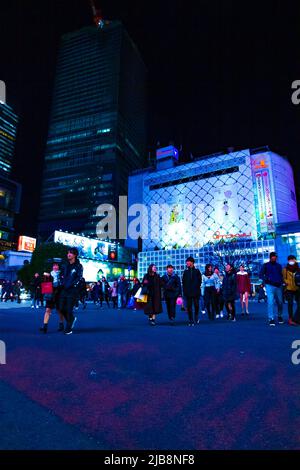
top-left (204, 287), bottom-right (217, 320)
top-left (225, 300), bottom-right (236, 319)
top-left (165, 297), bottom-right (177, 320)
top-left (186, 296), bottom-right (200, 323)
top-left (112, 296), bottom-right (118, 308)
top-left (286, 290), bottom-right (300, 320)
top-left (215, 291), bottom-right (224, 314)
top-left (100, 293), bottom-right (110, 307)
top-left (59, 292), bottom-right (77, 328)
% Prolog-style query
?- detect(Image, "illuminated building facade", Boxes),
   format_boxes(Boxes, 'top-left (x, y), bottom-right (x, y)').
top-left (0, 102), bottom-right (21, 252)
top-left (39, 21), bottom-right (147, 239)
top-left (0, 103), bottom-right (18, 176)
top-left (127, 146), bottom-right (298, 278)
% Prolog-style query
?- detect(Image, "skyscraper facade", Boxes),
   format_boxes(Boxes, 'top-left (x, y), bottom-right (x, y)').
top-left (0, 103), bottom-right (18, 176)
top-left (0, 102), bottom-right (21, 251)
top-left (39, 21), bottom-right (147, 239)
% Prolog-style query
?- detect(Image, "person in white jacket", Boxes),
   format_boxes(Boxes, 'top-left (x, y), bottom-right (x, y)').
top-left (201, 264), bottom-right (221, 321)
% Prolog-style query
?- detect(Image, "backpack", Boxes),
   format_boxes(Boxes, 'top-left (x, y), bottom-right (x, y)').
top-left (294, 271), bottom-right (300, 287)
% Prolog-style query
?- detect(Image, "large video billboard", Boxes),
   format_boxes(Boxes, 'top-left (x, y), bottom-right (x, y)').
top-left (54, 231), bottom-right (110, 260)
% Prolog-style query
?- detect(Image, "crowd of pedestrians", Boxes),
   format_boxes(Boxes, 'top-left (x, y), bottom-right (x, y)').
top-left (1, 248), bottom-right (299, 333)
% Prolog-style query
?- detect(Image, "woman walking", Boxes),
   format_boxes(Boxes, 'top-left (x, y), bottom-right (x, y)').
top-left (236, 265), bottom-right (251, 316)
top-left (141, 264), bottom-right (163, 326)
top-left (39, 263), bottom-right (65, 333)
top-left (201, 264), bottom-right (220, 320)
top-left (222, 263), bottom-right (237, 322)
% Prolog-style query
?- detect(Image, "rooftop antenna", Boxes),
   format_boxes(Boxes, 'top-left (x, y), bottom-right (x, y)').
top-left (89, 0), bottom-right (105, 28)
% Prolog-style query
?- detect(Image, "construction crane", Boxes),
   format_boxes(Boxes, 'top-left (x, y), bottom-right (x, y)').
top-left (89, 0), bottom-right (105, 28)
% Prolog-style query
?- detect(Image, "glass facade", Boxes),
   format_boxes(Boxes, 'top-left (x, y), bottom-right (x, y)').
top-left (138, 240), bottom-right (276, 280)
top-left (39, 22), bottom-right (147, 238)
top-left (0, 176), bottom-right (21, 251)
top-left (0, 103), bottom-right (18, 176)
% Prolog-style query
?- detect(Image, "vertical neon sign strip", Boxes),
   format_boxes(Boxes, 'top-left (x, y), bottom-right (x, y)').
top-left (262, 170), bottom-right (275, 232)
top-left (255, 172), bottom-right (268, 233)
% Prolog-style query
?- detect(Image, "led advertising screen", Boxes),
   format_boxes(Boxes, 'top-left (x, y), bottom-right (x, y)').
top-left (17, 236), bottom-right (36, 253)
top-left (80, 259), bottom-right (131, 282)
top-left (54, 231), bottom-right (110, 260)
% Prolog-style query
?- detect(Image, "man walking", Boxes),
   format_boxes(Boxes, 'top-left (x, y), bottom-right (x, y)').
top-left (259, 252), bottom-right (284, 326)
top-left (162, 264), bottom-right (182, 324)
top-left (59, 247), bottom-right (83, 335)
top-left (182, 256), bottom-right (202, 326)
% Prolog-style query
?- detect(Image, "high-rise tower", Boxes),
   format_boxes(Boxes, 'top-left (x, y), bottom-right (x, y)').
top-left (39, 19), bottom-right (147, 238)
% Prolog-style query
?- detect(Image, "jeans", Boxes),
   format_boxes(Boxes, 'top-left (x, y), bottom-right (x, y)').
top-left (265, 284), bottom-right (283, 320)
top-left (118, 293), bottom-right (127, 308)
top-left (204, 287), bottom-right (217, 320)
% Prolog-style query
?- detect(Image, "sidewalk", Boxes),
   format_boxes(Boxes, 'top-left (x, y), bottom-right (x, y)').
top-left (0, 300), bottom-right (31, 309)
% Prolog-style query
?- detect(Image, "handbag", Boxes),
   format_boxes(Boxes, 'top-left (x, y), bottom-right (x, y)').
top-left (176, 296), bottom-right (183, 306)
top-left (41, 282), bottom-right (53, 295)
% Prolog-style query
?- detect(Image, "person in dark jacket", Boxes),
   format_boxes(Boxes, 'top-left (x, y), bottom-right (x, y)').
top-left (117, 276), bottom-right (129, 309)
top-left (259, 252), bottom-right (284, 326)
top-left (142, 264), bottom-right (163, 326)
top-left (162, 264), bottom-right (182, 324)
top-left (30, 273), bottom-right (41, 309)
top-left (222, 263), bottom-right (237, 322)
top-left (182, 256), bottom-right (202, 326)
top-left (59, 247), bottom-right (83, 335)
top-left (100, 277), bottom-right (110, 308)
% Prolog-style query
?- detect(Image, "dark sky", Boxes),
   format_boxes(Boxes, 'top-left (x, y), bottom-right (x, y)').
top-left (1, 0), bottom-right (300, 237)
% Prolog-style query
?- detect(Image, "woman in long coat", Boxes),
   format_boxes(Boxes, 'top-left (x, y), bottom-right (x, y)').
top-left (142, 264), bottom-right (163, 326)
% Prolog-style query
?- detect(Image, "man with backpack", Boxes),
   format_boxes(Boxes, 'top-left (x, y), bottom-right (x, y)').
top-left (282, 255), bottom-right (300, 325)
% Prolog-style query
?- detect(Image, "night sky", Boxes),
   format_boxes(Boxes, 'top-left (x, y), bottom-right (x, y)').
top-left (1, 0), bottom-right (300, 238)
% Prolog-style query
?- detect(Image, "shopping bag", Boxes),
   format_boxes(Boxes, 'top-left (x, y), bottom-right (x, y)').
top-left (136, 294), bottom-right (148, 303)
top-left (134, 287), bottom-right (142, 299)
top-left (127, 296), bottom-right (135, 308)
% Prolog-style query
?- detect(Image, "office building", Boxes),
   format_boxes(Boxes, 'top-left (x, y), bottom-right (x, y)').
top-left (39, 21), bottom-right (147, 239)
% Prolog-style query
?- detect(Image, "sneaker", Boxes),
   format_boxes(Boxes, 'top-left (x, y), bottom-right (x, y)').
top-left (71, 316), bottom-right (77, 329)
top-left (31, 305), bottom-right (34, 309)
top-left (188, 322), bottom-right (195, 327)
top-left (278, 316), bottom-right (284, 325)
top-left (216, 314), bottom-right (220, 319)
top-left (202, 310), bottom-right (206, 315)
top-left (36, 306), bottom-right (39, 309)
top-left (269, 319), bottom-right (276, 327)
top-left (288, 318), bottom-right (298, 326)
top-left (220, 312), bottom-right (224, 318)
top-left (196, 319), bottom-right (200, 324)
top-left (64, 329), bottom-right (73, 335)
top-left (150, 319), bottom-right (156, 326)
top-left (231, 318), bottom-right (236, 322)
